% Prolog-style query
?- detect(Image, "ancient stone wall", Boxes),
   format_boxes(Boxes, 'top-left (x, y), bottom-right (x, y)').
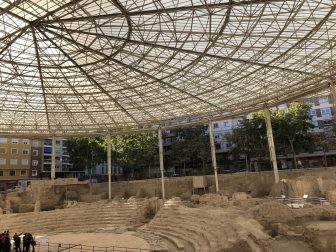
top-left (2, 168), bottom-right (336, 214)
top-left (91, 167), bottom-right (336, 198)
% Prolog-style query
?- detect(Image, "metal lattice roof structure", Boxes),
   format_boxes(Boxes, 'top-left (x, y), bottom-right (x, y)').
top-left (0, 0), bottom-right (335, 136)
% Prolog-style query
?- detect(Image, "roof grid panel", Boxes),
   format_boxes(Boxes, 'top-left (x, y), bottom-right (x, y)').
top-left (0, 0), bottom-right (334, 135)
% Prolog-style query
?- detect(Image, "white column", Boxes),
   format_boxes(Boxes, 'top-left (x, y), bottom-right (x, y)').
top-left (264, 108), bottom-right (280, 183)
top-left (158, 128), bottom-right (166, 201)
top-left (329, 83), bottom-right (336, 127)
top-left (107, 133), bottom-right (112, 200)
top-left (208, 121), bottom-right (219, 193)
top-left (51, 135), bottom-right (56, 180)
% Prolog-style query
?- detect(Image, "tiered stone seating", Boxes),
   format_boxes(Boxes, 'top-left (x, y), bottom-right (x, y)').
top-left (0, 200), bottom-right (144, 235)
top-left (139, 199), bottom-right (270, 252)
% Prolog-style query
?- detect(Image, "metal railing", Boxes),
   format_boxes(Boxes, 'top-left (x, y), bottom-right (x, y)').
top-left (36, 242), bottom-right (150, 252)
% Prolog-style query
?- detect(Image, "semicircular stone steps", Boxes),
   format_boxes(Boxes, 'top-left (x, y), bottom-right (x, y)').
top-left (0, 200), bottom-right (145, 235)
top-left (139, 205), bottom-right (270, 252)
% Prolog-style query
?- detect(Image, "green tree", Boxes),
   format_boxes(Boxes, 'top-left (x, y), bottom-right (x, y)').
top-left (310, 131), bottom-right (336, 167)
top-left (272, 103), bottom-right (314, 168)
top-left (110, 133), bottom-right (157, 178)
top-left (170, 126), bottom-right (211, 174)
top-left (226, 114), bottom-right (268, 171)
top-left (65, 137), bottom-right (106, 178)
top-left (227, 102), bottom-right (314, 170)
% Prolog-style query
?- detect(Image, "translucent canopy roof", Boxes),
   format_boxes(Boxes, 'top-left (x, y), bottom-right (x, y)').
top-left (0, 0), bottom-right (335, 136)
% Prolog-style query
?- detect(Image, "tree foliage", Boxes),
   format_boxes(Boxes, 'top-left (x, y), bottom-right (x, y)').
top-left (226, 114), bottom-right (267, 170)
top-left (227, 102), bottom-right (314, 169)
top-left (65, 137), bottom-right (106, 171)
top-left (170, 126), bottom-right (211, 173)
top-left (272, 103), bottom-right (314, 168)
top-left (110, 133), bottom-right (158, 177)
top-left (66, 133), bottom-right (158, 178)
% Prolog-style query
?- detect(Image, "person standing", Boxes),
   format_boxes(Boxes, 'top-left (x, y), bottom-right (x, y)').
top-left (4, 231), bottom-right (10, 252)
top-left (28, 234), bottom-right (35, 252)
top-left (0, 233), bottom-right (3, 252)
top-left (13, 233), bottom-right (22, 252)
top-left (23, 234), bottom-right (29, 252)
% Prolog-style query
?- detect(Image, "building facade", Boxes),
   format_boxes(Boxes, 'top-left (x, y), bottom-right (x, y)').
top-left (211, 96), bottom-right (336, 170)
top-left (42, 138), bottom-right (75, 178)
top-left (0, 137), bottom-right (32, 189)
top-left (30, 139), bottom-right (43, 178)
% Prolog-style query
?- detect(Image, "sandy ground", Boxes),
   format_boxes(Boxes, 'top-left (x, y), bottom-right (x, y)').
top-left (37, 233), bottom-right (150, 251)
top-left (270, 238), bottom-right (313, 252)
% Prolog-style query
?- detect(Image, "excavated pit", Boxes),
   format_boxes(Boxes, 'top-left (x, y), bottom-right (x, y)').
top-left (1, 171), bottom-right (336, 251)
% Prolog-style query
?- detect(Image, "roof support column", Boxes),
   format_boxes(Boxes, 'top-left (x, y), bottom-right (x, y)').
top-left (264, 107), bottom-right (279, 183)
top-left (51, 135), bottom-right (56, 180)
top-left (107, 133), bottom-right (112, 201)
top-left (158, 128), bottom-right (166, 201)
top-left (329, 82), bottom-right (336, 129)
top-left (208, 121), bottom-right (219, 193)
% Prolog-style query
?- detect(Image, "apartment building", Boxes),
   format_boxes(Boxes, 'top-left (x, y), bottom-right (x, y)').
top-left (213, 96), bottom-right (336, 169)
top-left (0, 137), bottom-right (32, 189)
top-left (30, 139), bottom-right (43, 178)
top-left (162, 95), bottom-right (336, 172)
top-left (42, 138), bottom-right (75, 178)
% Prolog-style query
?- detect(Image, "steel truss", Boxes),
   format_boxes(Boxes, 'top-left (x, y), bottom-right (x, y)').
top-left (0, 0), bottom-right (335, 135)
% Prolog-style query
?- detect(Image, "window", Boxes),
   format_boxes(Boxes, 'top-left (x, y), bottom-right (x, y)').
top-left (11, 138), bottom-right (19, 144)
top-left (23, 139), bottom-right (29, 145)
top-left (319, 97), bottom-right (329, 104)
top-left (22, 149), bottom-right (29, 155)
top-left (32, 150), bottom-right (38, 156)
top-left (22, 159), bottom-right (29, 165)
top-left (214, 134), bottom-right (220, 139)
top-left (321, 108), bottom-right (331, 116)
top-left (0, 138), bottom-right (7, 144)
top-left (20, 170), bottom-right (27, 176)
top-left (32, 160), bottom-right (38, 166)
top-left (32, 170), bottom-right (38, 176)
top-left (215, 143), bottom-right (221, 150)
top-left (0, 171), bottom-right (3, 176)
top-left (9, 170), bottom-right (15, 176)
top-left (11, 148), bottom-right (18, 154)
top-left (32, 140), bottom-right (39, 147)
top-left (310, 110), bottom-right (316, 116)
top-left (324, 120), bottom-right (332, 126)
top-left (10, 159), bottom-right (17, 165)
top-left (223, 121), bottom-right (230, 127)
top-left (213, 123), bottom-right (219, 129)
top-left (0, 159), bottom-right (5, 165)
top-left (0, 148), bottom-right (6, 154)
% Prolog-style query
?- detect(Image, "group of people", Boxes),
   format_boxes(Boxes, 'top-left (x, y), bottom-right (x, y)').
top-left (0, 231), bottom-right (36, 252)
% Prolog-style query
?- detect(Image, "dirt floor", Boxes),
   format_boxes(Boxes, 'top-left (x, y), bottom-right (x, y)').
top-left (270, 238), bottom-right (313, 252)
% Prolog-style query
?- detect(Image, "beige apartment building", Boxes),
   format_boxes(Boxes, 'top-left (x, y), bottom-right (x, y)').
top-left (0, 136), bottom-right (42, 189)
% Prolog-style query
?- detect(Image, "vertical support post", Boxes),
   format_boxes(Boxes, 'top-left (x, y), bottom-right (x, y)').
top-left (264, 107), bottom-right (280, 183)
top-left (329, 82), bottom-right (336, 129)
top-left (51, 135), bottom-right (56, 180)
top-left (208, 121), bottom-right (219, 193)
top-left (158, 128), bottom-right (166, 201)
top-left (107, 133), bottom-right (112, 201)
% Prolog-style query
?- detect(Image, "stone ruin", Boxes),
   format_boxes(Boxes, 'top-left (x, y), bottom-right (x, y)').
top-left (0, 173), bottom-right (336, 251)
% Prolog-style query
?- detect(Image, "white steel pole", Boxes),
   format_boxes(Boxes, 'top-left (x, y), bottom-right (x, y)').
top-left (329, 83), bottom-right (336, 128)
top-left (264, 107), bottom-right (280, 183)
top-left (51, 135), bottom-right (56, 180)
top-left (208, 121), bottom-right (219, 193)
top-left (107, 133), bottom-right (112, 200)
top-left (158, 128), bottom-right (166, 201)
